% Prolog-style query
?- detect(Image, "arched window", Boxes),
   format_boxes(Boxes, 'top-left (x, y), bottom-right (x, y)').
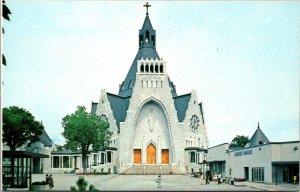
top-left (139, 35), bottom-right (143, 46)
top-left (160, 64), bottom-right (163, 73)
top-left (151, 35), bottom-right (155, 46)
top-left (140, 64), bottom-right (144, 72)
top-left (146, 30), bottom-right (150, 44)
top-left (145, 64), bottom-right (149, 72)
top-left (150, 64), bottom-right (154, 73)
top-left (155, 64), bottom-right (158, 73)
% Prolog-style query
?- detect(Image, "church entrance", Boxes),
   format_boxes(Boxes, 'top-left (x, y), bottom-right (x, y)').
top-left (161, 149), bottom-right (169, 164)
top-left (133, 149), bottom-right (141, 164)
top-left (147, 144), bottom-right (156, 164)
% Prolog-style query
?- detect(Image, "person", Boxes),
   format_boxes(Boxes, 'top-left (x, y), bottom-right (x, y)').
top-left (205, 173), bottom-right (210, 184)
top-left (218, 173), bottom-right (222, 184)
top-left (157, 174), bottom-right (162, 188)
top-left (48, 175), bottom-right (54, 189)
top-left (45, 174), bottom-right (49, 184)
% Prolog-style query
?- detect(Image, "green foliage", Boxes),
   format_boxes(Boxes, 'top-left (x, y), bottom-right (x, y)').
top-left (76, 176), bottom-right (88, 191)
top-left (2, 1), bottom-right (11, 21)
top-left (2, 0), bottom-right (11, 65)
top-left (230, 135), bottom-right (249, 147)
top-left (62, 106), bottom-right (111, 172)
top-left (70, 186), bottom-right (77, 191)
top-left (70, 177), bottom-right (98, 191)
top-left (89, 184), bottom-right (97, 191)
top-left (3, 106), bottom-right (44, 151)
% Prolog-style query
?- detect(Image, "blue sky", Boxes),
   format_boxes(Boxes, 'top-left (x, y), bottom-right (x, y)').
top-left (3, 1), bottom-right (299, 146)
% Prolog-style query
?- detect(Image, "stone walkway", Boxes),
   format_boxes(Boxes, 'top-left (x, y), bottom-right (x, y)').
top-left (32, 174), bottom-right (299, 191)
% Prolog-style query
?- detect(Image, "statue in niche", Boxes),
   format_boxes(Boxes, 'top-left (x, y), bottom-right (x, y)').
top-left (148, 108), bottom-right (155, 132)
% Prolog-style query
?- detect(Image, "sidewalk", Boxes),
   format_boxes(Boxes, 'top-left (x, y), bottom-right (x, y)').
top-left (245, 182), bottom-right (299, 191)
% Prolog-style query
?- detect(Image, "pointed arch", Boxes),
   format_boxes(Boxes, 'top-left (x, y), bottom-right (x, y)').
top-left (140, 64), bottom-right (144, 73)
top-left (146, 30), bottom-right (150, 44)
top-left (130, 97), bottom-right (175, 164)
top-left (145, 64), bottom-right (149, 72)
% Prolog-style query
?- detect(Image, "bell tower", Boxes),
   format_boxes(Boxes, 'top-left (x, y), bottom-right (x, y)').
top-left (139, 2), bottom-right (156, 49)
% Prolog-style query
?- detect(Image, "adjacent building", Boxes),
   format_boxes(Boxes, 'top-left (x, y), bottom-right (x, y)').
top-left (208, 124), bottom-right (299, 184)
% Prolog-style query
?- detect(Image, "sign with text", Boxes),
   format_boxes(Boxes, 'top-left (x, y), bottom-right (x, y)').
top-left (234, 149), bottom-right (252, 157)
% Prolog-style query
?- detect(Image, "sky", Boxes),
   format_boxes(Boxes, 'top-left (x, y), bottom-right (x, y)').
top-left (2, 1), bottom-right (299, 147)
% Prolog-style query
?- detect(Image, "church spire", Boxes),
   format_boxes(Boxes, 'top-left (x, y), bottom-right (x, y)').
top-left (139, 2), bottom-right (156, 49)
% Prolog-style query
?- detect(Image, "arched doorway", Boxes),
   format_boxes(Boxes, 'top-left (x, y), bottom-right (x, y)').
top-left (147, 143), bottom-right (156, 164)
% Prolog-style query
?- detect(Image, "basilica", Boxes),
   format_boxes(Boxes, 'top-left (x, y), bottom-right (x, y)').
top-left (88, 4), bottom-right (209, 174)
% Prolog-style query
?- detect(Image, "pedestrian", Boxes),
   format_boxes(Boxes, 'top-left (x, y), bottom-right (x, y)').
top-left (218, 173), bottom-right (222, 184)
top-left (48, 174), bottom-right (54, 189)
top-left (205, 173), bottom-right (210, 184)
top-left (45, 174), bottom-right (49, 184)
top-left (157, 174), bottom-right (162, 188)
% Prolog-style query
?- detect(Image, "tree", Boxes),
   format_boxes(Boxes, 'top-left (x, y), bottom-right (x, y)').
top-left (2, 0), bottom-right (12, 65)
top-left (62, 106), bottom-right (111, 173)
top-left (229, 135), bottom-right (249, 147)
top-left (3, 106), bottom-right (44, 151)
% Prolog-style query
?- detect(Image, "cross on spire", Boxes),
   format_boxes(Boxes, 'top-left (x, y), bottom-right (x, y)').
top-left (143, 2), bottom-right (151, 15)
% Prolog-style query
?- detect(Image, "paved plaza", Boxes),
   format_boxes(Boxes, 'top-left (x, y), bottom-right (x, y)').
top-left (32, 174), bottom-right (299, 191)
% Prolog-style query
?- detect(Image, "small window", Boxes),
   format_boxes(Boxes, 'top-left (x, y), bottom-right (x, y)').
top-left (150, 64), bottom-right (154, 73)
top-left (107, 151), bottom-right (112, 163)
top-left (155, 64), bottom-right (158, 73)
top-left (190, 152), bottom-right (195, 163)
top-left (146, 64), bottom-right (149, 72)
top-left (141, 64), bottom-right (144, 72)
top-left (53, 156), bottom-right (59, 168)
top-left (160, 64), bottom-right (163, 73)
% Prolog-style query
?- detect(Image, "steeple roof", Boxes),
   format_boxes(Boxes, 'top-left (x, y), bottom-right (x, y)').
top-left (118, 13), bottom-right (177, 97)
top-left (248, 123), bottom-right (270, 147)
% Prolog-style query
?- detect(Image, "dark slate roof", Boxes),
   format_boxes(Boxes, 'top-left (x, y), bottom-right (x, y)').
top-left (248, 124), bottom-right (270, 147)
top-left (199, 102), bottom-right (205, 125)
top-left (168, 77), bottom-right (177, 97)
top-left (174, 93), bottom-right (191, 122)
top-left (91, 102), bottom-right (98, 115)
top-left (107, 93), bottom-right (130, 129)
top-left (38, 129), bottom-right (53, 147)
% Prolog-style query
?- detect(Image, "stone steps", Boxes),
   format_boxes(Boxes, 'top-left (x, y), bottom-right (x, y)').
top-left (123, 165), bottom-right (173, 175)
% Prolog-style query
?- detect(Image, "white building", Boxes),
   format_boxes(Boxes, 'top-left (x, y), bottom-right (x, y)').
top-left (83, 7), bottom-right (209, 175)
top-left (208, 124), bottom-right (299, 184)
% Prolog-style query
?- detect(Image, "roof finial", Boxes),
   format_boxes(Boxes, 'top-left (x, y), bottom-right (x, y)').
top-left (257, 122), bottom-right (260, 128)
top-left (143, 2), bottom-right (151, 15)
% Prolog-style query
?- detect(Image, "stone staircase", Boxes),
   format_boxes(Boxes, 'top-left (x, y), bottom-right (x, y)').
top-left (123, 165), bottom-right (174, 175)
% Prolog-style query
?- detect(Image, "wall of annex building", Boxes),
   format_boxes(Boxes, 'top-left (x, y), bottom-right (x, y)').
top-left (226, 145), bottom-right (273, 183)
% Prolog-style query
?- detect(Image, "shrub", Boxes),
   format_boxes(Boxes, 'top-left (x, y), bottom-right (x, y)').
top-left (70, 176), bottom-right (99, 191)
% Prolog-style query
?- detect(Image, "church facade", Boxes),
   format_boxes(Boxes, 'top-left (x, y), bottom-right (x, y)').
top-left (90, 7), bottom-right (209, 174)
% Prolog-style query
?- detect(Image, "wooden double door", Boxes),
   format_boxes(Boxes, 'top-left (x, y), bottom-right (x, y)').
top-left (134, 145), bottom-right (169, 165)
